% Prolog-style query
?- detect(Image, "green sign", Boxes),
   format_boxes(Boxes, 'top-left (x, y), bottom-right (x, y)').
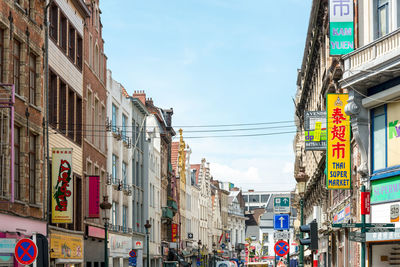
top-left (330, 22), bottom-right (354, 55)
top-left (273, 197), bottom-right (290, 213)
top-left (349, 232), bottom-right (365, 242)
top-left (371, 175), bottom-right (400, 204)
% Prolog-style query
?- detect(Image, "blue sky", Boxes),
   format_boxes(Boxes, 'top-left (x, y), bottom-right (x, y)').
top-left (100, 0), bottom-right (312, 191)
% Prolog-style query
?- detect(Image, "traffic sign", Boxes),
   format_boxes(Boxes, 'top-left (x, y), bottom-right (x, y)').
top-left (14, 238), bottom-right (38, 265)
top-left (274, 231), bottom-right (290, 240)
top-left (349, 232), bottom-right (366, 242)
top-left (129, 249), bottom-right (136, 258)
top-left (274, 240), bottom-right (289, 257)
top-left (274, 214), bottom-right (290, 230)
top-left (365, 228), bottom-right (395, 233)
top-left (129, 256), bottom-right (137, 266)
top-left (332, 223), bottom-right (395, 228)
top-left (274, 197), bottom-right (290, 213)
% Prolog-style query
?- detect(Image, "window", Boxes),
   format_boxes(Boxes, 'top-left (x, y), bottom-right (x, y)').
top-left (372, 106), bottom-right (386, 171)
top-left (136, 161), bottom-right (139, 187)
top-left (101, 106), bottom-right (106, 151)
top-left (377, 0), bottom-right (389, 38)
top-left (77, 35), bottom-right (82, 69)
top-left (112, 104), bottom-right (117, 132)
top-left (49, 72), bottom-right (57, 126)
top-left (29, 53), bottom-right (37, 105)
top-left (243, 195), bottom-right (248, 202)
top-left (59, 81), bottom-right (67, 134)
top-left (261, 194), bottom-right (269, 203)
top-left (122, 114), bottom-right (127, 142)
top-left (60, 13), bottom-right (67, 51)
top-left (112, 202), bottom-right (117, 226)
top-left (112, 154), bottom-right (118, 183)
top-left (76, 97), bottom-right (82, 145)
top-left (249, 195), bottom-right (259, 203)
top-left (68, 89), bottom-right (75, 140)
top-left (68, 26), bottom-right (75, 61)
top-left (29, 134), bottom-right (37, 204)
top-left (89, 35), bottom-right (93, 67)
top-left (14, 126), bottom-right (20, 200)
top-left (49, 4), bottom-right (58, 40)
top-left (95, 45), bottom-right (99, 74)
top-left (122, 162), bottom-right (127, 186)
top-left (94, 99), bottom-right (99, 147)
top-left (132, 161), bottom-right (136, 186)
top-left (13, 39), bottom-right (20, 95)
top-left (87, 90), bottom-right (92, 142)
top-left (0, 29), bottom-right (3, 82)
top-left (122, 205), bottom-right (127, 231)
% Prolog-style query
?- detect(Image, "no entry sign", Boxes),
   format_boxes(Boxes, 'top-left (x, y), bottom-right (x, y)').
top-left (274, 240), bottom-right (289, 257)
top-left (14, 238), bottom-right (38, 265)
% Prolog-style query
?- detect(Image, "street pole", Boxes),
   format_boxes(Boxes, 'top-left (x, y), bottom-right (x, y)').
top-left (146, 228), bottom-right (150, 267)
top-left (287, 238), bottom-right (290, 266)
top-left (361, 185), bottom-right (366, 267)
top-left (105, 222), bottom-right (108, 267)
top-left (299, 198), bottom-right (304, 267)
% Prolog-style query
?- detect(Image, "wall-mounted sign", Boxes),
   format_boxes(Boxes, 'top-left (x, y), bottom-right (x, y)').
top-left (109, 234), bottom-right (131, 256)
top-left (304, 111), bottom-right (327, 151)
top-left (333, 203), bottom-right (351, 223)
top-left (88, 176), bottom-right (100, 218)
top-left (329, 0), bottom-right (354, 55)
top-left (171, 224), bottom-right (178, 242)
top-left (52, 148), bottom-right (74, 223)
top-left (326, 94), bottom-right (350, 189)
top-left (361, 192), bottom-right (371, 215)
top-left (390, 204), bottom-right (399, 222)
top-left (371, 175), bottom-right (400, 204)
top-left (50, 232), bottom-right (83, 259)
top-left (133, 240), bottom-right (143, 249)
top-left (88, 226), bottom-right (105, 239)
top-left (387, 102), bottom-right (400, 168)
top-left (0, 238), bottom-right (16, 253)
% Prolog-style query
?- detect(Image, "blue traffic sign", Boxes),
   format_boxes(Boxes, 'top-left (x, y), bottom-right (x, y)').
top-left (274, 214), bottom-right (290, 230)
top-left (221, 243), bottom-right (226, 249)
top-left (129, 256), bottom-right (137, 266)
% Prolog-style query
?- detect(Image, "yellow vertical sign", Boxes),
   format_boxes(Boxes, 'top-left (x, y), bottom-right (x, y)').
top-left (52, 148), bottom-right (74, 223)
top-left (327, 94), bottom-right (351, 189)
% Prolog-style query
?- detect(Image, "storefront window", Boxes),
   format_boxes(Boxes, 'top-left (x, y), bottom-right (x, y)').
top-left (372, 105), bottom-right (386, 171)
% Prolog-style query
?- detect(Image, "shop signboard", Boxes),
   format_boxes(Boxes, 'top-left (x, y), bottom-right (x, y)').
top-left (329, 0), bottom-right (354, 55)
top-left (326, 94), bottom-right (350, 189)
top-left (391, 204), bottom-right (399, 222)
top-left (333, 204), bottom-right (351, 223)
top-left (371, 175), bottom-right (400, 204)
top-left (88, 176), bottom-right (100, 218)
top-left (304, 111), bottom-right (327, 151)
top-left (88, 226), bottom-right (105, 239)
top-left (50, 233), bottom-right (83, 259)
top-left (51, 148), bottom-right (74, 223)
top-left (361, 192), bottom-right (370, 215)
top-left (109, 234), bottom-right (131, 256)
top-left (366, 231), bottom-right (400, 242)
top-left (171, 224), bottom-right (178, 242)
top-left (387, 102), bottom-right (400, 167)
top-left (0, 238), bottom-right (16, 253)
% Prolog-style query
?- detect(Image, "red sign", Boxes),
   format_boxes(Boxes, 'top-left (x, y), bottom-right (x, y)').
top-left (129, 249), bottom-right (136, 257)
top-left (88, 226), bottom-right (105, 239)
top-left (274, 240), bottom-right (289, 257)
top-left (89, 176), bottom-right (100, 218)
top-left (361, 192), bottom-right (370, 215)
top-left (171, 224), bottom-right (178, 242)
top-left (14, 238), bottom-right (38, 265)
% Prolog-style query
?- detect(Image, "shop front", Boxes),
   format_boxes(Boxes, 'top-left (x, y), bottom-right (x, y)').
top-left (109, 233), bottom-right (132, 267)
top-left (50, 231), bottom-right (84, 267)
top-left (84, 226), bottom-right (105, 266)
top-left (0, 213), bottom-right (47, 267)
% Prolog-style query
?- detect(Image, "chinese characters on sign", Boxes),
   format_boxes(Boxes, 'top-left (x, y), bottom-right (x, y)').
top-left (327, 94), bottom-right (350, 189)
top-left (52, 148), bottom-right (74, 223)
top-left (329, 0), bottom-right (354, 55)
top-left (171, 224), bottom-right (178, 242)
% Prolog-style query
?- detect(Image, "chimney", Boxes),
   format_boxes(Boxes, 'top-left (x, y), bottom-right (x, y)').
top-left (133, 90), bottom-right (146, 105)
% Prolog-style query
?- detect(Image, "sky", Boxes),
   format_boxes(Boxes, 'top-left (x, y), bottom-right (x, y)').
top-left (100, 0), bottom-right (312, 191)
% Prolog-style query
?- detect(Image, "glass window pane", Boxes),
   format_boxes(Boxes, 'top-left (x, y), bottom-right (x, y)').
top-left (249, 195), bottom-right (259, 202)
top-left (373, 110), bottom-right (386, 171)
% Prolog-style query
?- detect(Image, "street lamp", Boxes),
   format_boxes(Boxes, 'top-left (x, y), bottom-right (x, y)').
top-left (145, 220), bottom-right (152, 267)
top-left (197, 240), bottom-right (202, 267)
top-left (100, 196), bottom-right (112, 267)
top-left (295, 168), bottom-right (308, 267)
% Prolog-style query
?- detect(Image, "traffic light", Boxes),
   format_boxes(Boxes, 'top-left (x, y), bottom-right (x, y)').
top-left (299, 219), bottom-right (318, 250)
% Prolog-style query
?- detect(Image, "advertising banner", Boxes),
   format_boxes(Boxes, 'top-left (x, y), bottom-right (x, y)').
top-left (304, 111), bottom-right (327, 151)
top-left (329, 0), bottom-right (354, 55)
top-left (387, 102), bottom-right (400, 167)
top-left (52, 148), bottom-right (74, 223)
top-left (326, 94), bottom-right (350, 189)
top-left (371, 175), bottom-right (400, 204)
top-left (171, 223), bottom-right (178, 242)
top-left (50, 233), bottom-right (83, 259)
top-left (88, 176), bottom-right (100, 218)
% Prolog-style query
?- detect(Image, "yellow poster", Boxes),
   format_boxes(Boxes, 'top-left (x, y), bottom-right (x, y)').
top-left (50, 233), bottom-right (83, 259)
top-left (52, 148), bottom-right (74, 223)
top-left (387, 102), bottom-right (400, 167)
top-left (326, 94), bottom-right (351, 189)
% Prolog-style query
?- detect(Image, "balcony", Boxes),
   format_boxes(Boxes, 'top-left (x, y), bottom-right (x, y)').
top-left (162, 207), bottom-right (174, 219)
top-left (342, 28), bottom-right (400, 90)
top-left (167, 199), bottom-right (178, 211)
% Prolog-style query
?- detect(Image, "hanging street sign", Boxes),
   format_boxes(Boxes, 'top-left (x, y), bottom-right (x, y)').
top-left (274, 231), bottom-right (290, 240)
top-left (365, 228), bottom-right (395, 233)
top-left (274, 240), bottom-right (289, 257)
top-left (274, 214), bottom-right (290, 231)
top-left (14, 238), bottom-right (38, 265)
top-left (304, 111), bottom-right (327, 151)
top-left (273, 197), bottom-right (290, 213)
top-left (333, 223), bottom-right (395, 228)
top-left (349, 232), bottom-right (366, 243)
top-left (361, 192), bottom-right (370, 215)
